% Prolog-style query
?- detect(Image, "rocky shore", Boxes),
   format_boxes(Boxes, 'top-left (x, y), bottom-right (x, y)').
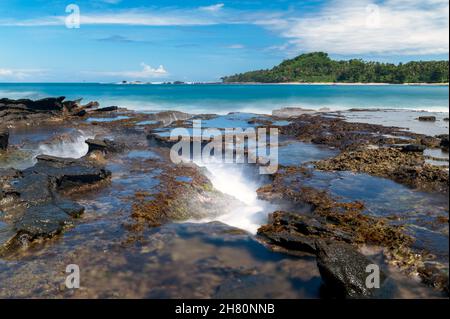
top-left (1, 98), bottom-right (448, 298)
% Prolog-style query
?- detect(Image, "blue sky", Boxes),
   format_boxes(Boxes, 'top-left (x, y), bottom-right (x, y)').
top-left (0, 0), bottom-right (448, 82)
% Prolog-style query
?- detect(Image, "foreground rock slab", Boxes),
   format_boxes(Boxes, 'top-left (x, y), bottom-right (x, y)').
top-left (316, 241), bottom-right (387, 298)
top-left (0, 154), bottom-right (111, 255)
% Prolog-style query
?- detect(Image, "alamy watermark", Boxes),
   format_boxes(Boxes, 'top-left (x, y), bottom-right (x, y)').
top-left (65, 264), bottom-right (80, 289)
top-left (365, 264), bottom-right (380, 289)
top-left (65, 4), bottom-right (80, 29)
top-left (169, 120), bottom-right (279, 174)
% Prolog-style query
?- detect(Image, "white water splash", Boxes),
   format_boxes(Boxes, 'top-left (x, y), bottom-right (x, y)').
top-left (36, 130), bottom-right (94, 159)
top-left (191, 161), bottom-right (275, 234)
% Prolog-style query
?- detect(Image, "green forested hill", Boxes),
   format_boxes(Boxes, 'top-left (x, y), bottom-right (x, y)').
top-left (221, 52), bottom-right (449, 84)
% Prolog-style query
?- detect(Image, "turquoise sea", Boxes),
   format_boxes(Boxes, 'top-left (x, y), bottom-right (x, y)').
top-left (0, 83), bottom-right (448, 114)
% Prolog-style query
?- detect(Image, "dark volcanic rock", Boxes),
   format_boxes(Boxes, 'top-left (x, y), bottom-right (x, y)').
top-left (401, 144), bottom-right (426, 153)
top-left (95, 106), bottom-right (119, 112)
top-left (258, 211), bottom-right (352, 254)
top-left (86, 138), bottom-right (125, 154)
top-left (0, 222), bottom-right (18, 255)
top-left (14, 203), bottom-right (73, 239)
top-left (0, 97), bottom-right (101, 126)
top-left (436, 134), bottom-right (449, 151)
top-left (418, 116), bottom-right (436, 122)
top-left (29, 155), bottom-right (111, 190)
top-left (0, 97), bottom-right (65, 111)
top-left (316, 241), bottom-right (387, 298)
top-left (0, 154), bottom-right (111, 255)
top-left (74, 109), bottom-right (87, 117)
top-left (53, 198), bottom-right (85, 217)
top-left (0, 129), bottom-right (9, 150)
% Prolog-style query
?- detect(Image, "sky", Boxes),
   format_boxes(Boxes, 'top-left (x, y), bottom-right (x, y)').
top-left (0, 0), bottom-right (448, 82)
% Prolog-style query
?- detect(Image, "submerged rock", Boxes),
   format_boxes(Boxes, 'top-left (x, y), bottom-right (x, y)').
top-left (272, 107), bottom-right (316, 118)
top-left (316, 241), bottom-right (387, 298)
top-left (14, 203), bottom-right (73, 239)
top-left (418, 116), bottom-right (437, 122)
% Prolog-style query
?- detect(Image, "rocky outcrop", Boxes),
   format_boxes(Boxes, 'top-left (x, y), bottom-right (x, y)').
top-left (280, 114), bottom-right (432, 151)
top-left (0, 96), bottom-right (66, 111)
top-left (147, 110), bottom-right (191, 126)
top-left (0, 155), bottom-right (111, 255)
top-left (258, 211), bottom-right (352, 255)
top-left (0, 129), bottom-right (8, 151)
top-left (401, 144), bottom-right (426, 152)
top-left (94, 106), bottom-right (119, 112)
top-left (130, 164), bottom-right (239, 227)
top-left (437, 134), bottom-right (449, 151)
top-left (314, 148), bottom-right (449, 193)
top-left (86, 138), bottom-right (126, 155)
top-left (0, 97), bottom-right (100, 126)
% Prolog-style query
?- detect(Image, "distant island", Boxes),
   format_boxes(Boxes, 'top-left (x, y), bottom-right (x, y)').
top-left (221, 52), bottom-right (449, 84)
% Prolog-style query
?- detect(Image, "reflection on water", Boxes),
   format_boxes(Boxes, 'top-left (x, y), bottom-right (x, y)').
top-left (342, 109), bottom-right (449, 136)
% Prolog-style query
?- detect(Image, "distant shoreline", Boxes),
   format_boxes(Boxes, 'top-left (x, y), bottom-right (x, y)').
top-left (0, 81), bottom-right (448, 86)
top-left (220, 82), bottom-right (450, 86)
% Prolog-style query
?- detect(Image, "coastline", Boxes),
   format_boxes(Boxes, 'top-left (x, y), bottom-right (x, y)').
top-left (221, 82), bottom-right (450, 86)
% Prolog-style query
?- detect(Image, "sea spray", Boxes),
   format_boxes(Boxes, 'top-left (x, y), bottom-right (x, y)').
top-left (189, 162), bottom-right (276, 234)
top-left (35, 130), bottom-right (94, 159)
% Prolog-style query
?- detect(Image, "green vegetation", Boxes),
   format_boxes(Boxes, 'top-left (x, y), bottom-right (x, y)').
top-left (221, 52), bottom-right (449, 84)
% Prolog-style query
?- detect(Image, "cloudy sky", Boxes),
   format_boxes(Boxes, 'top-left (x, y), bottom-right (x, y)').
top-left (0, 0), bottom-right (448, 82)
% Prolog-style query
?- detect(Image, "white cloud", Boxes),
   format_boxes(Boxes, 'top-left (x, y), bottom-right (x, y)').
top-left (0, 68), bottom-right (44, 79)
top-left (87, 63), bottom-right (168, 79)
top-left (199, 3), bottom-right (225, 13)
top-left (0, 9), bottom-right (223, 27)
top-left (261, 0), bottom-right (449, 55)
top-left (1, 1), bottom-right (447, 56)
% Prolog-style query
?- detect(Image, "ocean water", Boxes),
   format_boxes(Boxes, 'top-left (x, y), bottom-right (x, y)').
top-left (0, 83), bottom-right (448, 114)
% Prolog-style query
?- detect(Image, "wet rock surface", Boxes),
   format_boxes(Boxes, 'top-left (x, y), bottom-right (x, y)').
top-left (86, 138), bottom-right (126, 154)
top-left (0, 153), bottom-right (111, 255)
top-left (315, 241), bottom-right (388, 298)
top-left (0, 129), bottom-right (8, 150)
top-left (0, 97), bottom-right (448, 298)
top-left (315, 148), bottom-right (449, 193)
top-left (256, 165), bottom-right (448, 296)
top-left (0, 97), bottom-right (101, 127)
top-left (418, 116), bottom-right (437, 122)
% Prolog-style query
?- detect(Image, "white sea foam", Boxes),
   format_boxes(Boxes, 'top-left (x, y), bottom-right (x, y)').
top-left (36, 130), bottom-right (94, 159)
top-left (188, 161), bottom-right (275, 234)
